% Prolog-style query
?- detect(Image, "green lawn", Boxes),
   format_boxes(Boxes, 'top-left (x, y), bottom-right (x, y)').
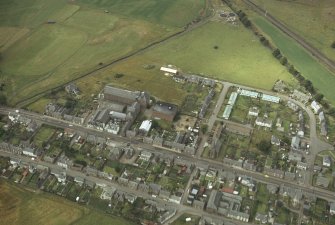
top-left (133, 21), bottom-right (295, 90)
top-left (32, 126), bottom-right (56, 148)
top-left (253, 17), bottom-right (335, 105)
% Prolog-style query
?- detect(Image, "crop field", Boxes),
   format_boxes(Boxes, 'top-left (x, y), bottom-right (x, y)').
top-left (0, 180), bottom-right (135, 225)
top-left (0, 0), bottom-right (207, 105)
top-left (253, 17), bottom-right (335, 105)
top-left (252, 0), bottom-right (335, 61)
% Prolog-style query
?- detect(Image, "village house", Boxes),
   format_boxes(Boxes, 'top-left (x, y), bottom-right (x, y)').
top-left (323, 155), bottom-right (331, 167)
top-left (255, 117), bottom-right (272, 128)
top-left (311, 101), bottom-right (322, 114)
top-left (248, 106), bottom-right (259, 117)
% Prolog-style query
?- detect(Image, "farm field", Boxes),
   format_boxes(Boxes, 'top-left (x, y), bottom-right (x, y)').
top-left (252, 0), bottom-right (335, 62)
top-left (72, 20), bottom-right (296, 106)
top-left (252, 17), bottom-right (335, 105)
top-left (0, 0), bottom-right (207, 105)
top-left (0, 180), bottom-right (135, 225)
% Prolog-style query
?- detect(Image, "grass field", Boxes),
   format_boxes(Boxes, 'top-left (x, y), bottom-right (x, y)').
top-left (71, 20), bottom-right (296, 106)
top-left (252, 17), bottom-right (335, 105)
top-left (0, 180), bottom-right (135, 225)
top-left (0, 0), bottom-right (207, 105)
top-left (252, 0), bottom-right (335, 62)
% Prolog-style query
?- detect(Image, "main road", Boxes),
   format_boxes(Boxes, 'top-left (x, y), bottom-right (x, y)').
top-left (0, 105), bottom-right (335, 203)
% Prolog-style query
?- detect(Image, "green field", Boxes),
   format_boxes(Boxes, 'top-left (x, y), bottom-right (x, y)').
top-left (253, 17), bottom-right (335, 105)
top-left (130, 21), bottom-right (295, 90)
top-left (252, 0), bottom-right (335, 62)
top-left (0, 0), bottom-right (207, 105)
top-left (0, 180), bottom-right (135, 225)
top-left (72, 20), bottom-right (296, 106)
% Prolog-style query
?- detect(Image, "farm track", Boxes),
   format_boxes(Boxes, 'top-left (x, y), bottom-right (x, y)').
top-left (15, 2), bottom-right (214, 108)
top-left (242, 0), bottom-right (335, 73)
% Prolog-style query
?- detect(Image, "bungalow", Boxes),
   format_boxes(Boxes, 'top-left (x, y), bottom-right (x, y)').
top-left (297, 162), bottom-right (308, 170)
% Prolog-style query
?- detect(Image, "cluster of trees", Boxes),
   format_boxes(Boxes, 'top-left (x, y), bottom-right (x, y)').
top-left (237, 10), bottom-right (251, 27)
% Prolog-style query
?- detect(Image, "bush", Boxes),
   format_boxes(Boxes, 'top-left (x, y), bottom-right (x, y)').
top-left (257, 140), bottom-right (271, 154)
top-left (331, 41), bottom-right (335, 48)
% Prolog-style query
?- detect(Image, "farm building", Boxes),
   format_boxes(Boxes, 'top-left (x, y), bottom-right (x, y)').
top-left (261, 94), bottom-right (280, 103)
top-left (239, 89), bottom-right (259, 98)
top-left (160, 66), bottom-right (178, 75)
top-left (152, 101), bottom-right (178, 122)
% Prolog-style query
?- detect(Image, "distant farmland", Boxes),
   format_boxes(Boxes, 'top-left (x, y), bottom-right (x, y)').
top-left (0, 0), bottom-right (207, 105)
top-left (253, 17), bottom-right (335, 105)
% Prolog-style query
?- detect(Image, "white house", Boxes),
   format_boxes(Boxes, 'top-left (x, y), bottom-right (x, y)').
top-left (311, 101), bottom-right (321, 114)
top-left (139, 120), bottom-right (152, 133)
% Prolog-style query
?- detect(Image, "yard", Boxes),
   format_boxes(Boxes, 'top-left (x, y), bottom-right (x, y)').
top-left (32, 125), bottom-right (57, 149)
top-left (170, 213), bottom-right (201, 225)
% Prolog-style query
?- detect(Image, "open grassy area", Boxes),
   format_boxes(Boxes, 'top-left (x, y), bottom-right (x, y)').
top-left (252, 17), bottom-right (335, 105)
top-left (252, 0), bottom-right (335, 61)
top-left (0, 0), bottom-right (207, 105)
top-left (32, 125), bottom-right (56, 148)
top-left (0, 179), bottom-right (135, 225)
top-left (130, 21), bottom-right (295, 90)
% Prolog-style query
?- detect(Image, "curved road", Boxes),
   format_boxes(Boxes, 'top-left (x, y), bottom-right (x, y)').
top-left (243, 0), bottom-right (335, 73)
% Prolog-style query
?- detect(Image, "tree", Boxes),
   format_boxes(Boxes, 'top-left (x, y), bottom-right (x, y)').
top-left (257, 140), bottom-right (272, 154)
top-left (288, 65), bottom-right (295, 74)
top-left (280, 56), bottom-right (288, 65)
top-left (201, 124), bottom-right (208, 134)
top-left (0, 94), bottom-right (7, 105)
top-left (272, 49), bottom-right (281, 58)
top-left (315, 93), bottom-right (324, 102)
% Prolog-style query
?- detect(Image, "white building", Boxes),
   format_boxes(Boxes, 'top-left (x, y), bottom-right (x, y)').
top-left (22, 147), bottom-right (37, 157)
top-left (223, 105), bottom-right (233, 120)
top-left (139, 120), bottom-right (152, 133)
top-left (311, 101), bottom-right (321, 114)
top-left (160, 66), bottom-right (178, 75)
top-left (261, 94), bottom-right (280, 103)
top-left (239, 89), bottom-right (259, 98)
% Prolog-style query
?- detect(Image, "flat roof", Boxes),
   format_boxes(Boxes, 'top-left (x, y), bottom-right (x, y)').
top-left (160, 67), bottom-right (177, 74)
top-left (153, 101), bottom-right (178, 115)
top-left (223, 105), bottom-right (233, 119)
top-left (240, 89), bottom-right (259, 98)
top-left (261, 94), bottom-right (280, 103)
